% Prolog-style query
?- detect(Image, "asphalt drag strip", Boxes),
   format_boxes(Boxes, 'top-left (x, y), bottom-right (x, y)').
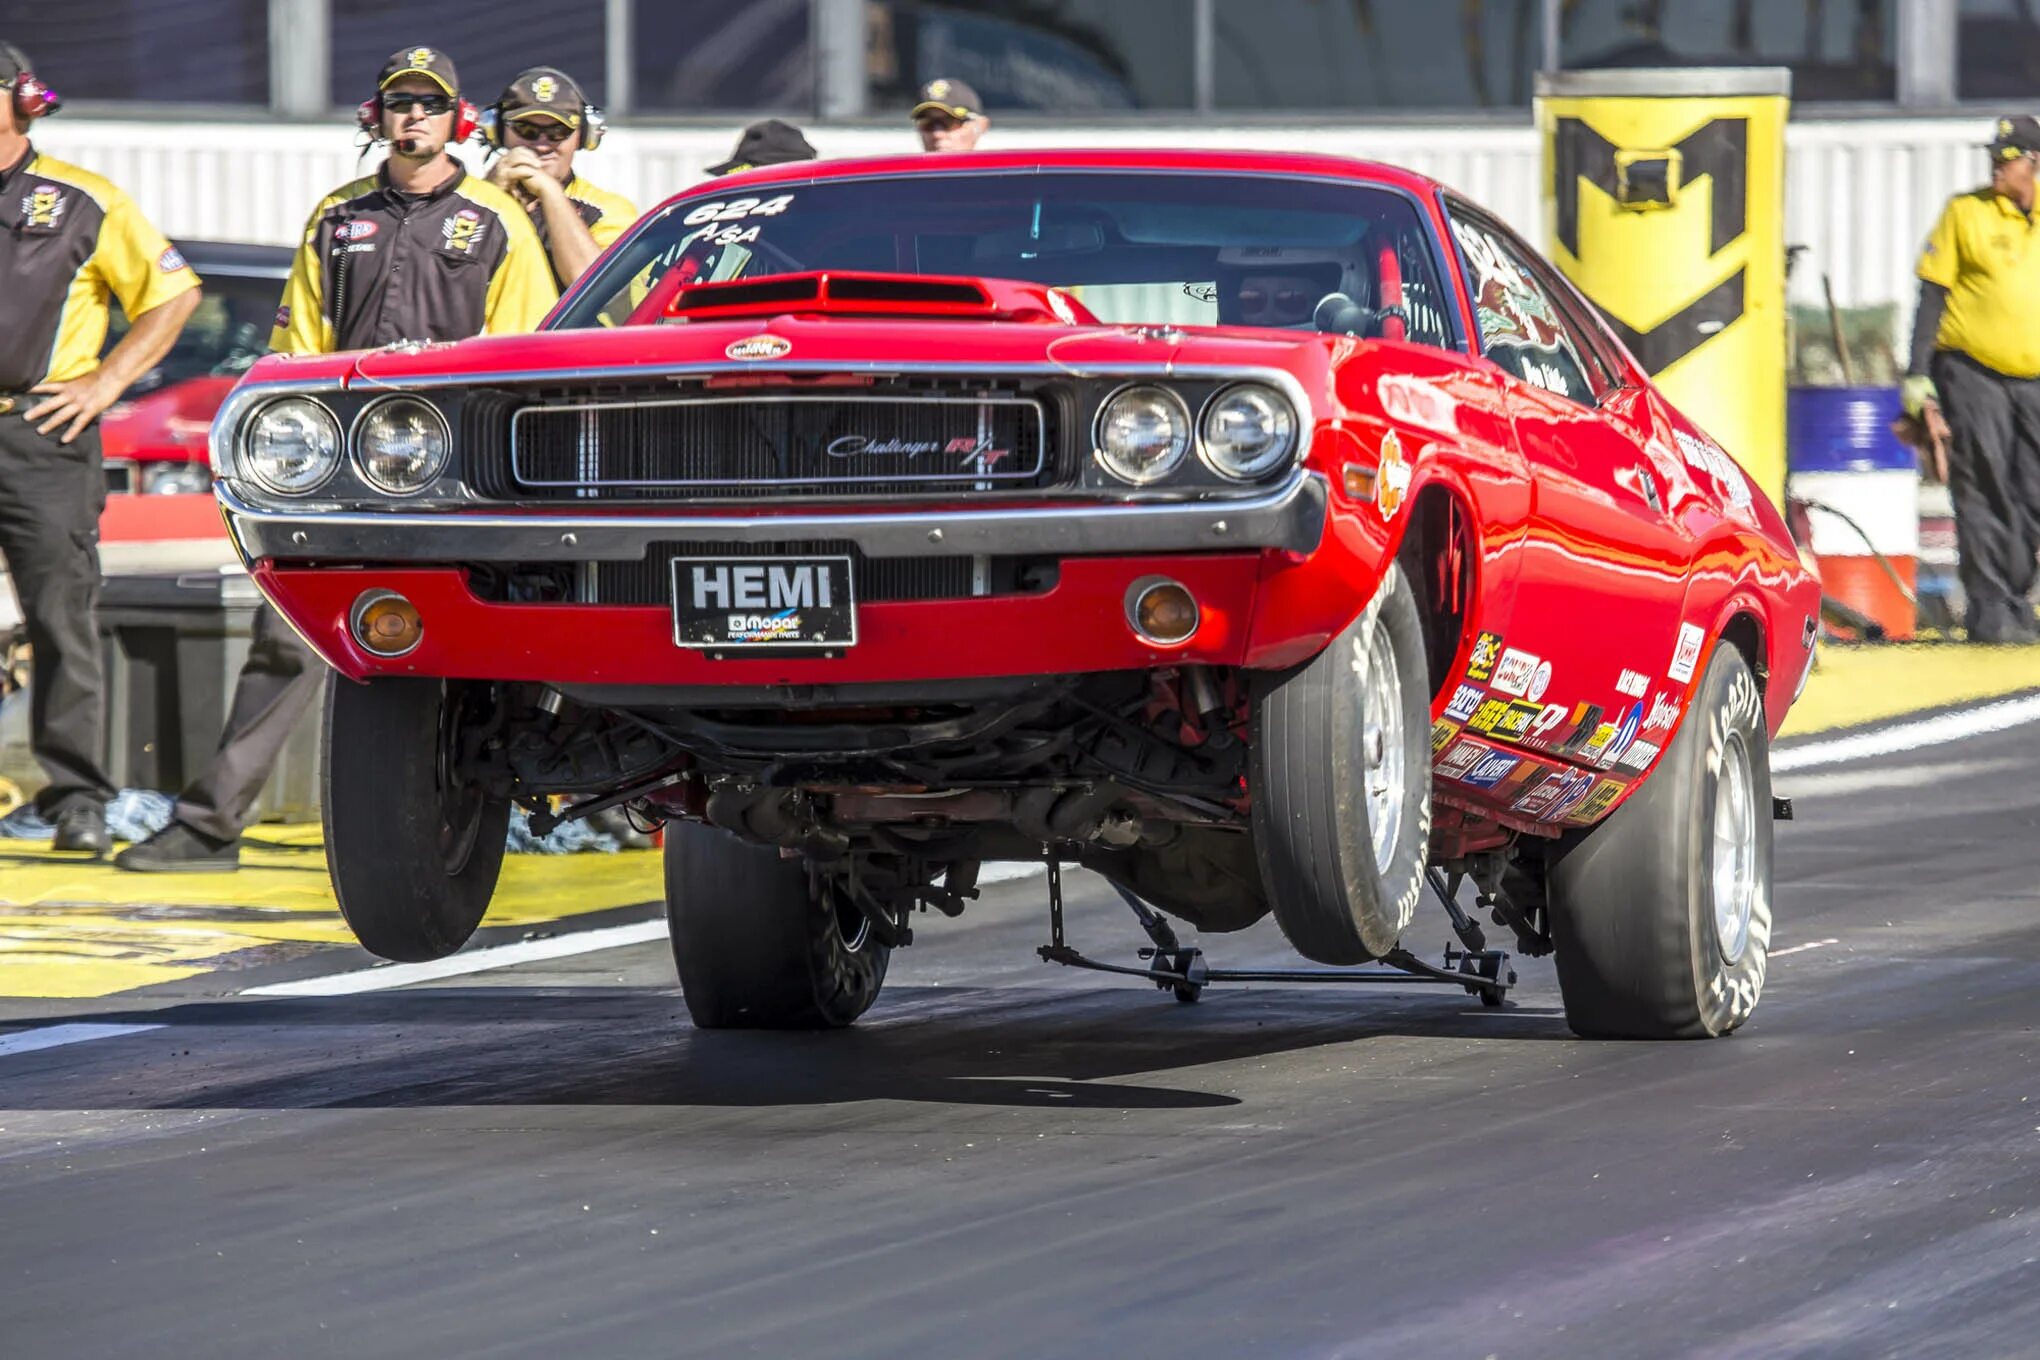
top-left (1, 712), bottom-right (2037, 1358)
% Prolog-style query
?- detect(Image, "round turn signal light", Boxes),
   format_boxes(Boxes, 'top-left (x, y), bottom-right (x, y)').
top-left (350, 590), bottom-right (423, 657)
top-left (1127, 577), bottom-right (1199, 646)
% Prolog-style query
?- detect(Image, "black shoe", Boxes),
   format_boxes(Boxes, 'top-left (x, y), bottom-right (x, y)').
top-left (113, 822), bottom-right (240, 873)
top-left (51, 803), bottom-right (111, 857)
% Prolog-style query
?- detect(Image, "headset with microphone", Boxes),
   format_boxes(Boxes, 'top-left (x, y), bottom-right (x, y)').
top-left (3, 42), bottom-right (62, 122)
top-left (476, 68), bottom-right (605, 154)
top-left (356, 91), bottom-right (480, 152)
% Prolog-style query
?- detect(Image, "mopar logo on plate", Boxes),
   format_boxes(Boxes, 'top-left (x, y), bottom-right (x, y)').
top-left (671, 555), bottom-right (856, 650)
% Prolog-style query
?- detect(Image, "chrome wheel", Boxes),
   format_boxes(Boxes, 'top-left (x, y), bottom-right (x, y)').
top-left (1356, 614), bottom-right (1406, 876)
top-left (1711, 731), bottom-right (1757, 963)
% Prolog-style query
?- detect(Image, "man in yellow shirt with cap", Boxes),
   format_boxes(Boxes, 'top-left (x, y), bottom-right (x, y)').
top-left (483, 66), bottom-right (637, 291)
top-left (0, 39), bottom-right (201, 855)
top-left (1903, 115), bottom-right (2040, 644)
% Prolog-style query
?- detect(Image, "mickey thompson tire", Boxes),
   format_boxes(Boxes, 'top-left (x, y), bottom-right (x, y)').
top-left (1250, 562), bottom-right (1432, 965)
top-left (323, 678), bottom-right (511, 963)
top-left (663, 822), bottom-right (890, 1029)
top-left (1547, 642), bottom-right (1773, 1039)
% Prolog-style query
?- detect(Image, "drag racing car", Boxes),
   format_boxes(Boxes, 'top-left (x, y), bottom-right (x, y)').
top-left (209, 149), bottom-right (1819, 1038)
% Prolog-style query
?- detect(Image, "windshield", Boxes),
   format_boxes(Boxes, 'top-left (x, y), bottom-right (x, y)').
top-left (103, 271), bottom-right (283, 397)
top-left (558, 170), bottom-right (1456, 347)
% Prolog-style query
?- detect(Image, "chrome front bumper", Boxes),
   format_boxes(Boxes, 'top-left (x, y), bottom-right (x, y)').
top-left (218, 472), bottom-right (1328, 564)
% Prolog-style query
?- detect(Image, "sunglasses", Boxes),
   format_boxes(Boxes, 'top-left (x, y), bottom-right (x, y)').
top-left (380, 91), bottom-right (454, 115)
top-left (508, 119), bottom-right (576, 144)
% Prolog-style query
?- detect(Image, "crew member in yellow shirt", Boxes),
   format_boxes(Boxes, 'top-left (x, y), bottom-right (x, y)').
top-left (483, 66), bottom-right (637, 291)
top-left (1903, 115), bottom-right (2040, 644)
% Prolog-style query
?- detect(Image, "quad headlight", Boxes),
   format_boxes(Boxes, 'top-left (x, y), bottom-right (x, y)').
top-left (354, 396), bottom-right (450, 495)
top-left (242, 397), bottom-right (341, 495)
top-left (1199, 383), bottom-right (1298, 480)
top-left (1094, 385), bottom-right (1192, 486)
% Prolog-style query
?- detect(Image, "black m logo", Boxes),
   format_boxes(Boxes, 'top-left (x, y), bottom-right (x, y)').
top-left (1553, 117), bottom-right (1749, 373)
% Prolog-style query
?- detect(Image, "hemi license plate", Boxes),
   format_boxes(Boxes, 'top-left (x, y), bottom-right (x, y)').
top-left (671, 555), bottom-right (856, 650)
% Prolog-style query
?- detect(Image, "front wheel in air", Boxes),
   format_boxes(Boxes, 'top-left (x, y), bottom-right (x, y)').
top-left (1547, 641), bottom-right (1774, 1039)
top-left (322, 678), bottom-right (510, 962)
top-left (1249, 561), bottom-right (1433, 965)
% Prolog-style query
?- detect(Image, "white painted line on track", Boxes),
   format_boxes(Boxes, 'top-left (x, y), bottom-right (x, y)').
top-left (1773, 693), bottom-right (2040, 773)
top-left (243, 919), bottom-right (669, 997)
top-left (0, 1023), bottom-right (165, 1060)
top-left (1771, 938), bottom-right (1841, 958)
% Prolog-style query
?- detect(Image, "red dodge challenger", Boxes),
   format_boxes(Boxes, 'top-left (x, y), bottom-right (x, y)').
top-left (211, 150), bottom-right (1818, 1038)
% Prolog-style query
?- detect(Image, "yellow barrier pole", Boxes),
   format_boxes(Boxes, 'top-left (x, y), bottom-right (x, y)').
top-left (1536, 68), bottom-right (1791, 503)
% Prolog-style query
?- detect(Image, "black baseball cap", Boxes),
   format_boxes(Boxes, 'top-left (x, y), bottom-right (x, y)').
top-left (379, 45), bottom-right (460, 97)
top-left (706, 119), bottom-right (817, 176)
top-left (499, 67), bottom-right (585, 126)
top-left (1987, 114), bottom-right (2040, 159)
top-left (910, 77), bottom-right (983, 122)
top-left (0, 41), bottom-right (30, 82)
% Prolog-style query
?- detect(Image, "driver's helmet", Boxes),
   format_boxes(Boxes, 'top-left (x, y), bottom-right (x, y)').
top-left (1214, 245), bottom-right (1369, 328)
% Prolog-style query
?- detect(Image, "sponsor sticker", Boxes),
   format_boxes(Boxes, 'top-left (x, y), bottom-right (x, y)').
top-left (1466, 698), bottom-right (1511, 735)
top-left (1523, 702), bottom-right (1570, 747)
top-left (1431, 720), bottom-right (1460, 755)
top-left (1444, 683), bottom-right (1485, 722)
top-left (1493, 700), bottom-right (1543, 741)
top-left (1438, 739), bottom-right (1486, 779)
top-left (1642, 691), bottom-right (1680, 733)
top-left (157, 246), bottom-right (187, 273)
top-left (1676, 430), bottom-right (1754, 513)
top-left (1669, 622), bottom-right (1705, 683)
top-left (1616, 737), bottom-right (1661, 772)
top-left (726, 334), bottom-right (793, 361)
top-left (1594, 702), bottom-right (1644, 768)
top-left (1491, 647), bottom-right (1540, 698)
top-left (23, 184), bottom-right (63, 228)
top-left (442, 208), bottom-right (485, 254)
top-left (335, 220), bottom-right (378, 241)
top-left (1514, 770), bottom-right (1594, 818)
top-left (1616, 668), bottom-right (1648, 698)
top-left (1568, 778), bottom-right (1626, 823)
top-left (1376, 429), bottom-right (1412, 521)
top-left (273, 304), bottom-right (291, 330)
top-left (1465, 631), bottom-right (1503, 682)
top-left (1526, 659), bottom-right (1552, 702)
top-left (1460, 750), bottom-right (1521, 788)
top-left (1578, 722), bottom-right (1618, 763)
top-left (1560, 703), bottom-right (1604, 754)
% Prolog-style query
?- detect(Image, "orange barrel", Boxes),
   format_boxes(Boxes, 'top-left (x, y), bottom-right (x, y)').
top-left (1787, 386), bottom-right (1919, 640)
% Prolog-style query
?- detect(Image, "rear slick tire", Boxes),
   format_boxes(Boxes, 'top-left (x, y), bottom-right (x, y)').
top-left (663, 822), bottom-right (890, 1029)
top-left (322, 678), bottom-right (510, 963)
top-left (1547, 642), bottom-right (1774, 1039)
top-left (1250, 562), bottom-right (1432, 965)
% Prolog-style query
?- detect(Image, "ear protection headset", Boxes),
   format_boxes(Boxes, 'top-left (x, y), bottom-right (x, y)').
top-left (356, 90), bottom-right (480, 146)
top-left (3, 43), bottom-right (61, 121)
top-left (477, 69), bottom-right (605, 153)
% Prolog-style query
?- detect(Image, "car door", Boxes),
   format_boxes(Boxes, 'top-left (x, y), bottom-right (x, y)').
top-left (1443, 203), bottom-right (1696, 770)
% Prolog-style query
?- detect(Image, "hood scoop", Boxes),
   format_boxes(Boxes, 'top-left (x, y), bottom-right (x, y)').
top-left (661, 270), bottom-right (1097, 326)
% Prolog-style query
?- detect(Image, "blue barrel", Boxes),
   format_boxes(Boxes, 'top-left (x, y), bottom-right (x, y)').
top-left (1787, 386), bottom-right (1913, 474)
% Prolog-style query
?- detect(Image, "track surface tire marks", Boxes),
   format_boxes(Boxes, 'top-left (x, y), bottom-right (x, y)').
top-left (1, 728), bottom-right (2038, 1359)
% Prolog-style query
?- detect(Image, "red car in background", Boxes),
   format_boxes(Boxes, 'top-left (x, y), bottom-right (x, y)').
top-left (101, 240), bottom-right (289, 496)
top-left (210, 150), bottom-right (1819, 1040)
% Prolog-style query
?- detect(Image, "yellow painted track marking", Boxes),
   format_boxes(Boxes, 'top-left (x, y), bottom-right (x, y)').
top-left (0, 825), bottom-right (661, 999)
top-left (1784, 642), bottom-right (2040, 736)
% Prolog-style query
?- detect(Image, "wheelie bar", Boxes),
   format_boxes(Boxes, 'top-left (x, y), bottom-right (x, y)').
top-left (1034, 860), bottom-right (1516, 1005)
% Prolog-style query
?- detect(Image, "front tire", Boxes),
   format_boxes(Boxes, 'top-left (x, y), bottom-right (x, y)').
top-left (322, 678), bottom-right (510, 962)
top-left (1250, 562), bottom-right (1433, 964)
top-left (663, 822), bottom-right (890, 1029)
top-left (1547, 642), bottom-right (1773, 1039)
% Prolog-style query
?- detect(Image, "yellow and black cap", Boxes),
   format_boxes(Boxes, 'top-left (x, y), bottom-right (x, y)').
top-left (706, 119), bottom-right (817, 176)
top-left (499, 67), bottom-right (584, 126)
top-left (1987, 114), bottom-right (2040, 160)
top-left (379, 46), bottom-right (460, 97)
top-left (910, 77), bottom-right (983, 122)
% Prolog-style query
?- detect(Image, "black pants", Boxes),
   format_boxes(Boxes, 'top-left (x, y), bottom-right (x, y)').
top-left (1933, 351), bottom-right (2040, 640)
top-left (172, 602), bottom-right (326, 843)
top-left (0, 408), bottom-right (116, 816)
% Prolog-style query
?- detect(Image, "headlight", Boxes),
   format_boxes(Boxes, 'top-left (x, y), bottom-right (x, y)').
top-left (1200, 384), bottom-right (1298, 480)
top-left (242, 397), bottom-right (341, 495)
top-left (1095, 385), bottom-right (1191, 486)
top-left (354, 396), bottom-right (451, 495)
top-left (142, 461), bottom-right (213, 495)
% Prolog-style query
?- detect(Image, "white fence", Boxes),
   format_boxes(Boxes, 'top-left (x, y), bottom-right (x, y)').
top-left (33, 113), bottom-right (2002, 325)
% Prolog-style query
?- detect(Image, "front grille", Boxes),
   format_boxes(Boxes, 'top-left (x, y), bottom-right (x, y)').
top-left (497, 392), bottom-right (1047, 501)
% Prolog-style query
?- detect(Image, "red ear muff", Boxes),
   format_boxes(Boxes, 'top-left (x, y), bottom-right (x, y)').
top-left (357, 95), bottom-right (478, 144)
top-left (356, 98), bottom-right (381, 137)
top-left (12, 71), bottom-right (61, 120)
top-left (453, 98), bottom-right (478, 144)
